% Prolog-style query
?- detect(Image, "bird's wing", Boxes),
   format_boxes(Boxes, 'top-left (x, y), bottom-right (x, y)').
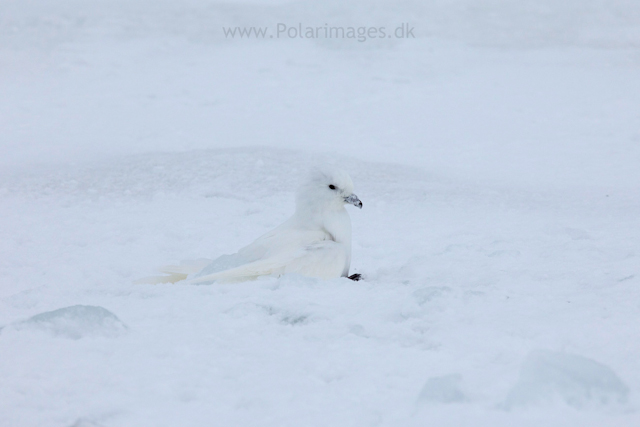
top-left (190, 225), bottom-right (331, 280)
top-left (235, 219), bottom-right (329, 261)
top-left (137, 221), bottom-right (339, 285)
top-left (188, 240), bottom-right (349, 284)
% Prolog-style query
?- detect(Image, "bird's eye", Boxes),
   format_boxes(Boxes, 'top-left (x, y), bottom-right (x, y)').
top-left (328, 184), bottom-right (336, 190)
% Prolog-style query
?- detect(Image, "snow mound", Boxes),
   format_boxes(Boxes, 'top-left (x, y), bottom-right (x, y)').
top-left (418, 374), bottom-right (467, 404)
top-left (10, 305), bottom-right (127, 339)
top-left (504, 350), bottom-right (629, 410)
top-left (69, 418), bottom-right (104, 427)
top-left (413, 286), bottom-right (453, 305)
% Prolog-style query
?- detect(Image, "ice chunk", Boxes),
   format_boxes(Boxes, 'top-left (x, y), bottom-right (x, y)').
top-left (418, 374), bottom-right (467, 404)
top-left (12, 305), bottom-right (127, 339)
top-left (504, 350), bottom-right (629, 409)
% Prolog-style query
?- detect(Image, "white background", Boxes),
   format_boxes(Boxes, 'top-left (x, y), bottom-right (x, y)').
top-left (1, 1), bottom-right (639, 426)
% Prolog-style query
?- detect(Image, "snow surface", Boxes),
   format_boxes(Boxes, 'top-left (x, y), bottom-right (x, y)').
top-left (1, 1), bottom-right (640, 426)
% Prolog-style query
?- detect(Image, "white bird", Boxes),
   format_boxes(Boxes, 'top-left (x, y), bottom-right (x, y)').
top-left (137, 168), bottom-right (363, 284)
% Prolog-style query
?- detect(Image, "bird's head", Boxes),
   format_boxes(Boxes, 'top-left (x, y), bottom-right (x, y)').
top-left (296, 168), bottom-right (363, 212)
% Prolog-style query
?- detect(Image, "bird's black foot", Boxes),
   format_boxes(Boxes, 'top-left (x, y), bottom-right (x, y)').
top-left (348, 273), bottom-right (362, 281)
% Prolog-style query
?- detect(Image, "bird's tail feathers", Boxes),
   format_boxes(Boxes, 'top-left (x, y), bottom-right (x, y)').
top-left (134, 272), bottom-right (189, 285)
top-left (188, 257), bottom-right (286, 284)
top-left (134, 258), bottom-right (211, 285)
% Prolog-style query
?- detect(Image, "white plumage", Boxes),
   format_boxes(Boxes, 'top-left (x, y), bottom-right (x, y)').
top-left (137, 168), bottom-right (362, 284)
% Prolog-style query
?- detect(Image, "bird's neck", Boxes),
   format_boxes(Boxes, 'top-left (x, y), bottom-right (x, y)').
top-left (294, 205), bottom-right (352, 245)
top-left (322, 207), bottom-right (352, 245)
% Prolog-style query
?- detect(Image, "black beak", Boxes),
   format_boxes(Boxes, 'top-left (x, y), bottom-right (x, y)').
top-left (344, 194), bottom-right (363, 209)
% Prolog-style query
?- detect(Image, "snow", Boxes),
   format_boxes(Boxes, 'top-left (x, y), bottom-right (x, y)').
top-left (1, 1), bottom-right (640, 426)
